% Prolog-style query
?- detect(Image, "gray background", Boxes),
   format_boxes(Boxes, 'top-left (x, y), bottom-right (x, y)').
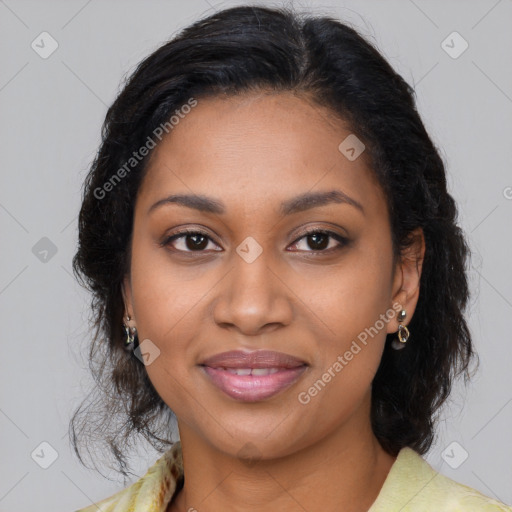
top-left (1, 0), bottom-right (511, 510)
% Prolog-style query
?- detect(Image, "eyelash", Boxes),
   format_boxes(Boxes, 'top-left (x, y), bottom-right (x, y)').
top-left (161, 228), bottom-right (349, 255)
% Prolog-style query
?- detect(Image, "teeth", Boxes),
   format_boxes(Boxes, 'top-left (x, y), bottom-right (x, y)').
top-left (226, 368), bottom-right (252, 376)
top-left (222, 367), bottom-right (281, 376)
top-left (251, 368), bottom-right (277, 376)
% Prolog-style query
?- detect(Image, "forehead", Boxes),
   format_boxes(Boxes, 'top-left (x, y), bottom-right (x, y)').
top-left (137, 91), bottom-right (384, 215)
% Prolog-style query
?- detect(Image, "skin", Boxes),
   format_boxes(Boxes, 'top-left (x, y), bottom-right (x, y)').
top-left (122, 90), bottom-right (425, 512)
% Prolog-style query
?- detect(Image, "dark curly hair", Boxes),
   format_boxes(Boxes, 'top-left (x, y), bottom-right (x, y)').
top-left (70, 4), bottom-right (477, 479)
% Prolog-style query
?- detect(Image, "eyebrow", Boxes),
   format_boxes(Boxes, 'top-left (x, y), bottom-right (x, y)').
top-left (148, 190), bottom-right (364, 216)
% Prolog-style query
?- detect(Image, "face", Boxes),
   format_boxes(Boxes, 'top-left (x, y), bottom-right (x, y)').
top-left (122, 91), bottom-right (416, 460)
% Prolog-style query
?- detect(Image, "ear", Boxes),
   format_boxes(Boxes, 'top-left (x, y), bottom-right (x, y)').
top-left (386, 228), bottom-right (425, 333)
top-left (122, 274), bottom-right (136, 328)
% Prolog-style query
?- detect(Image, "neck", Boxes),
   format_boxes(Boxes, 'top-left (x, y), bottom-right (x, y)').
top-left (168, 394), bottom-right (396, 512)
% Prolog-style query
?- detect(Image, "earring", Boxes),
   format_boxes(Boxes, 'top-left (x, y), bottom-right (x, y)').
top-left (391, 309), bottom-right (410, 350)
top-left (123, 315), bottom-right (137, 349)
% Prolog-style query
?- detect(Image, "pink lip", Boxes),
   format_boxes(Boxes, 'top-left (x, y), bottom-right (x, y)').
top-left (201, 349), bottom-right (306, 369)
top-left (201, 366), bottom-right (307, 402)
top-left (200, 350), bottom-right (308, 402)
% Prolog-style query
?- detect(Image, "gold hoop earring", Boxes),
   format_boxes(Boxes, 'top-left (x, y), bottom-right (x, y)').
top-left (391, 309), bottom-right (410, 350)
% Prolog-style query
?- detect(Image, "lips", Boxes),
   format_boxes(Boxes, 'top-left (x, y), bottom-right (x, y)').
top-left (200, 350), bottom-right (308, 402)
top-left (201, 350), bottom-right (306, 369)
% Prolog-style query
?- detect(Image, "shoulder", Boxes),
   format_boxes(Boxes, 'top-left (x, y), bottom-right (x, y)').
top-left (369, 447), bottom-right (512, 512)
top-left (74, 442), bottom-right (183, 512)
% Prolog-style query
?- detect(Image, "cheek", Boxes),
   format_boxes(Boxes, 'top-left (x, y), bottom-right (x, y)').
top-left (129, 231), bottom-right (207, 340)
top-left (295, 254), bottom-right (392, 432)
top-left (305, 242), bottom-right (393, 344)
top-left (298, 239), bottom-right (394, 401)
top-left (128, 234), bottom-right (220, 410)
top-left (129, 268), bottom-right (200, 421)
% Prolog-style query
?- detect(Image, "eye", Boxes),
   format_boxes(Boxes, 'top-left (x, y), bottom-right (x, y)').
top-left (163, 229), bottom-right (222, 252)
top-left (162, 228), bottom-right (349, 254)
top-left (288, 229), bottom-right (349, 253)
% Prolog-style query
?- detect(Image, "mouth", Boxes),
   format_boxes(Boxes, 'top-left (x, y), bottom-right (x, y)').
top-left (199, 350), bottom-right (308, 402)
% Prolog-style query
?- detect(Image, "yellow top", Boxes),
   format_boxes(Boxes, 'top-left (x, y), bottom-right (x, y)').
top-left (75, 442), bottom-right (512, 511)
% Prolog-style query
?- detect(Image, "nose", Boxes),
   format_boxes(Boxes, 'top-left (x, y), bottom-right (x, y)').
top-left (212, 247), bottom-right (293, 337)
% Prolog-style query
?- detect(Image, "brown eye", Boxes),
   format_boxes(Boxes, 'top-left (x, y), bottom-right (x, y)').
top-left (306, 232), bottom-right (330, 250)
top-left (184, 233), bottom-right (209, 250)
top-left (289, 229), bottom-right (348, 253)
top-left (163, 230), bottom-right (222, 252)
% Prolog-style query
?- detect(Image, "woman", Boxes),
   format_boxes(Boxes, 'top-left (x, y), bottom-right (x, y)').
top-left (71, 5), bottom-right (512, 511)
